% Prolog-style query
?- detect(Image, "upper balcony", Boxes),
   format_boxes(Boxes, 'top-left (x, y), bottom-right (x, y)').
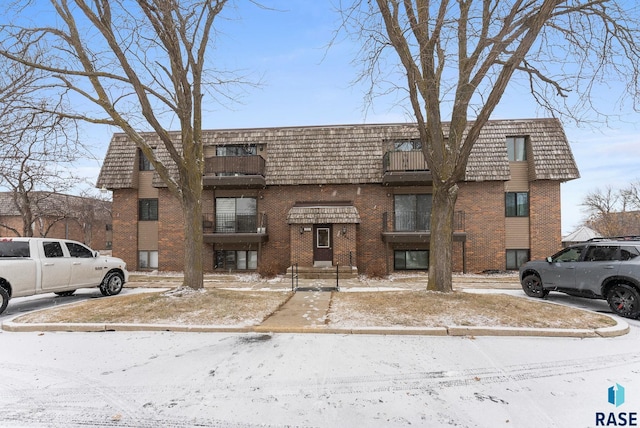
top-left (382, 150), bottom-right (432, 186)
top-left (381, 211), bottom-right (466, 243)
top-left (203, 155), bottom-right (266, 189)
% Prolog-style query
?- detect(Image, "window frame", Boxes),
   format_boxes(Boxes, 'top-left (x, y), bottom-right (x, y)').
top-left (506, 249), bottom-right (530, 270)
top-left (393, 194), bottom-right (432, 231)
top-left (138, 250), bottom-right (159, 269)
top-left (138, 149), bottom-right (154, 171)
top-left (505, 192), bottom-right (529, 217)
top-left (394, 250), bottom-right (429, 270)
top-left (506, 136), bottom-right (527, 161)
top-left (138, 198), bottom-right (159, 221)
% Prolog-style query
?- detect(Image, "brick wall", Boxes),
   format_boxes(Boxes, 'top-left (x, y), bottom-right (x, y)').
top-left (157, 189), bottom-right (185, 272)
top-left (112, 189), bottom-right (138, 267)
top-left (112, 179), bottom-right (564, 276)
top-left (530, 180), bottom-right (562, 260)
top-left (456, 181), bottom-right (506, 273)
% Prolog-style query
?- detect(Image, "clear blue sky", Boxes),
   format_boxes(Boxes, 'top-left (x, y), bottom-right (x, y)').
top-left (73, 1), bottom-right (640, 236)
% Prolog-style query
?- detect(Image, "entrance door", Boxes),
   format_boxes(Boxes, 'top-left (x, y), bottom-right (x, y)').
top-left (313, 224), bottom-right (333, 266)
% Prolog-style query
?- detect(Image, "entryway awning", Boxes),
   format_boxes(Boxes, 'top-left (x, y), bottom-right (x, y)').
top-left (287, 206), bottom-right (361, 224)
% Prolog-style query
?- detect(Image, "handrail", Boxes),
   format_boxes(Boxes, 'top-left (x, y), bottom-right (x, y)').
top-left (291, 263), bottom-right (298, 292)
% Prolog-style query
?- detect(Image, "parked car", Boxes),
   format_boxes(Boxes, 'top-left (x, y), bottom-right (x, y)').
top-left (0, 237), bottom-right (128, 315)
top-left (519, 238), bottom-right (640, 319)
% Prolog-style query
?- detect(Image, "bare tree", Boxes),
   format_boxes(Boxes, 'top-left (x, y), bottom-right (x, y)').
top-left (340, 1), bottom-right (640, 292)
top-left (0, 58), bottom-right (82, 237)
top-left (0, 0), bottom-right (234, 289)
top-left (583, 182), bottom-right (640, 236)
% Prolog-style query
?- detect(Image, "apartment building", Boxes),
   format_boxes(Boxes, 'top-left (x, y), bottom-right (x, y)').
top-left (96, 119), bottom-right (579, 275)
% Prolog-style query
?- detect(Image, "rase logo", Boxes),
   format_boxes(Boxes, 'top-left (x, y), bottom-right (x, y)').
top-left (596, 383), bottom-right (637, 426)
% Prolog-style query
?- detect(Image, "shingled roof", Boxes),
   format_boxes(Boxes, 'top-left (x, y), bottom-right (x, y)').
top-left (96, 118), bottom-right (579, 189)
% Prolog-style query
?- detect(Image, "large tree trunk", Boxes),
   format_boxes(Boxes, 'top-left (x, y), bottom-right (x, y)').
top-left (181, 185), bottom-right (204, 290)
top-left (427, 181), bottom-right (459, 293)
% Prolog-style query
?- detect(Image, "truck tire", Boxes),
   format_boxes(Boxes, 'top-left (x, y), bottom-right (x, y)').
top-left (0, 287), bottom-right (9, 315)
top-left (100, 272), bottom-right (124, 296)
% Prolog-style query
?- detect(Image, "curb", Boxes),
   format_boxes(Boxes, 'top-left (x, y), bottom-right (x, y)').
top-left (2, 317), bottom-right (629, 337)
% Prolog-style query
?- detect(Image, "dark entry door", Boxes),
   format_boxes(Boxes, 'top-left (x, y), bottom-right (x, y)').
top-left (313, 224), bottom-right (333, 265)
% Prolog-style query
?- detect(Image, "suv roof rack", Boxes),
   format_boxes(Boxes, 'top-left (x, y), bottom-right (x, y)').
top-left (587, 236), bottom-right (640, 242)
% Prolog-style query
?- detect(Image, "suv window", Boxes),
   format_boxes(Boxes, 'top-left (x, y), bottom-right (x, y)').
top-left (584, 245), bottom-right (618, 262)
top-left (621, 245), bottom-right (640, 261)
top-left (551, 246), bottom-right (584, 262)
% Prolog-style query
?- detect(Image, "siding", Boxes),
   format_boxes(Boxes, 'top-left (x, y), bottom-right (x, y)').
top-left (505, 217), bottom-right (530, 248)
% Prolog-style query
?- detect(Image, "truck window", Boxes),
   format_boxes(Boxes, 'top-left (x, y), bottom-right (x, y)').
top-left (43, 242), bottom-right (64, 258)
top-left (0, 241), bottom-right (30, 257)
top-left (65, 242), bottom-right (93, 258)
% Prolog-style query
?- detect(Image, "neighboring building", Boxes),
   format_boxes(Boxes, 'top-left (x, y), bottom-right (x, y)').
top-left (0, 191), bottom-right (112, 250)
top-left (96, 119), bottom-right (579, 275)
top-left (562, 225), bottom-right (601, 247)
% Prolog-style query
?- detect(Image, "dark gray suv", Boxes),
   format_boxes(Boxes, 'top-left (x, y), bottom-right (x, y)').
top-left (519, 238), bottom-right (640, 319)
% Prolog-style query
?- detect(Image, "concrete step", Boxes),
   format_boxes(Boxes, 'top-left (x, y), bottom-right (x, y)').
top-left (286, 265), bottom-right (358, 279)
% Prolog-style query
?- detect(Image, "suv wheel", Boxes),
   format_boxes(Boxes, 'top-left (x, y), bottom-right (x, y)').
top-left (521, 274), bottom-right (549, 298)
top-left (607, 284), bottom-right (640, 319)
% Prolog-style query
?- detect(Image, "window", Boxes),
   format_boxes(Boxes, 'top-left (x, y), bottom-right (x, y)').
top-left (394, 250), bottom-right (429, 270)
top-left (215, 197), bottom-right (257, 232)
top-left (506, 137), bottom-right (527, 161)
top-left (43, 241), bottom-right (64, 258)
top-left (505, 192), bottom-right (529, 217)
top-left (506, 249), bottom-right (529, 270)
top-left (139, 250), bottom-right (158, 269)
top-left (551, 245), bottom-right (585, 262)
top-left (215, 250), bottom-right (258, 270)
top-left (216, 144), bottom-right (257, 156)
top-left (393, 139), bottom-right (422, 151)
top-left (620, 246), bottom-right (640, 261)
top-left (394, 194), bottom-right (432, 231)
top-left (139, 199), bottom-right (159, 221)
top-left (584, 245), bottom-right (618, 262)
top-left (138, 149), bottom-right (154, 171)
top-left (66, 242), bottom-right (93, 258)
top-left (317, 228), bottom-right (330, 248)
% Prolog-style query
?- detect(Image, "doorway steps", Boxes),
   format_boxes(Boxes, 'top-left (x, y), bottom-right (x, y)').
top-left (285, 265), bottom-right (358, 280)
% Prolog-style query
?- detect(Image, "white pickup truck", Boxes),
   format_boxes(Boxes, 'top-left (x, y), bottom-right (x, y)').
top-left (0, 237), bottom-right (128, 315)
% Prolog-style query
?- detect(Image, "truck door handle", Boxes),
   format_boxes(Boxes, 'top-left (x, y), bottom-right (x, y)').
top-left (73, 262), bottom-right (81, 265)
top-left (43, 263), bottom-right (54, 266)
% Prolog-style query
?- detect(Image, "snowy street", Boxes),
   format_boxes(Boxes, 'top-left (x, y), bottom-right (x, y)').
top-left (1, 314), bottom-right (639, 427)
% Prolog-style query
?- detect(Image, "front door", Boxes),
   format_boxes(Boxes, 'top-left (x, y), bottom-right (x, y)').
top-left (313, 224), bottom-right (333, 266)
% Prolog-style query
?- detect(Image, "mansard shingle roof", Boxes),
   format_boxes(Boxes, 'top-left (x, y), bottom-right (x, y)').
top-left (96, 118), bottom-right (579, 189)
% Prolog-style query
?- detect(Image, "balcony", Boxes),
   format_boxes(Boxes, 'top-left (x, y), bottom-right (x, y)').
top-left (382, 150), bottom-right (432, 186)
top-left (202, 213), bottom-right (268, 244)
top-left (381, 211), bottom-right (466, 243)
top-left (203, 155), bottom-right (266, 189)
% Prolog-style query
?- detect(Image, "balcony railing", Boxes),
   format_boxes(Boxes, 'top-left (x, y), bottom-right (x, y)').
top-left (383, 150), bottom-right (428, 173)
top-left (383, 211), bottom-right (465, 232)
top-left (204, 155), bottom-right (265, 176)
top-left (203, 213), bottom-right (267, 234)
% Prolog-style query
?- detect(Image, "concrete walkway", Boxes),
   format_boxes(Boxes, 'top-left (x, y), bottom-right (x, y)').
top-left (257, 290), bottom-right (333, 330)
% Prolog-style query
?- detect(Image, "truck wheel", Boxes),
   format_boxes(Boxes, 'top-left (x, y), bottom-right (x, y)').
top-left (100, 272), bottom-right (124, 296)
top-left (607, 284), bottom-right (640, 319)
top-left (55, 290), bottom-right (76, 297)
top-left (0, 287), bottom-right (8, 315)
top-left (521, 274), bottom-right (549, 298)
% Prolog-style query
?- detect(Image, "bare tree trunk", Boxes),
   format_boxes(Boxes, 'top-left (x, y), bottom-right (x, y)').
top-left (180, 168), bottom-right (204, 289)
top-left (427, 181), bottom-right (458, 292)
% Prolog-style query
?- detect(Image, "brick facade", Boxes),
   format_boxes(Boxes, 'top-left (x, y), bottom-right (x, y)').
top-left (100, 121), bottom-right (579, 275)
